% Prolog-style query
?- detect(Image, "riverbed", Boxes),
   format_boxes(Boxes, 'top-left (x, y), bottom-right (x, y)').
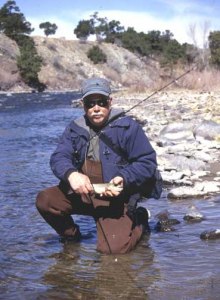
top-left (0, 92), bottom-right (220, 300)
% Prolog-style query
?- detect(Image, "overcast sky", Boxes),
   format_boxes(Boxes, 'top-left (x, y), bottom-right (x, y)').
top-left (0, 0), bottom-right (219, 47)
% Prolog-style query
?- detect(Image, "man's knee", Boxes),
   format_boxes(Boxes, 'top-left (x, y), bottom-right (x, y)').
top-left (36, 189), bottom-right (51, 212)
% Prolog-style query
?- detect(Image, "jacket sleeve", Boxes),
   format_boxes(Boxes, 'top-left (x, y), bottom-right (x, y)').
top-left (50, 123), bottom-right (83, 181)
top-left (116, 119), bottom-right (157, 191)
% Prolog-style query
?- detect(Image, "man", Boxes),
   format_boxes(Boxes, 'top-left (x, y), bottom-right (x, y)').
top-left (36, 77), bottom-right (157, 254)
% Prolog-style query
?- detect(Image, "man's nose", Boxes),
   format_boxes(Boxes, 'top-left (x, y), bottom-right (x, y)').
top-left (94, 104), bottom-right (100, 110)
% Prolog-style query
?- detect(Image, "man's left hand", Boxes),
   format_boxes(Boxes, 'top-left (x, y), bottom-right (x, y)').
top-left (101, 176), bottom-right (124, 197)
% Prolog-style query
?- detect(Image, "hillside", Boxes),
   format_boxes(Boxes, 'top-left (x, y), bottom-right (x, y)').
top-left (0, 34), bottom-right (21, 91)
top-left (0, 34), bottom-right (162, 92)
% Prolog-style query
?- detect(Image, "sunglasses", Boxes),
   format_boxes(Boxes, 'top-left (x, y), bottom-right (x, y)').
top-left (84, 98), bottom-right (109, 109)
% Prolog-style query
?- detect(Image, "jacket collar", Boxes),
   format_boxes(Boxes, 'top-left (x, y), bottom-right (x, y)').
top-left (72, 107), bottom-right (129, 136)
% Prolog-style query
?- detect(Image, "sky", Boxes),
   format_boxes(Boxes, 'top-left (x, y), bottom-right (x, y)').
top-left (0, 0), bottom-right (220, 47)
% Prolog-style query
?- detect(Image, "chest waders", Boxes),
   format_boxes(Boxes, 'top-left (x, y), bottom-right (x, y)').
top-left (81, 159), bottom-right (144, 254)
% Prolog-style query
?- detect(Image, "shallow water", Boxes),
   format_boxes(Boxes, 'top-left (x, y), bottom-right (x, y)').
top-left (0, 92), bottom-right (220, 300)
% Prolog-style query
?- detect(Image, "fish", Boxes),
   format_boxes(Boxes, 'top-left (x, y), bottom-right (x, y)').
top-left (92, 183), bottom-right (123, 194)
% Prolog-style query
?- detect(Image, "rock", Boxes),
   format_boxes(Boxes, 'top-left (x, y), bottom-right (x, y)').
top-left (155, 209), bottom-right (170, 220)
top-left (155, 219), bottom-right (180, 232)
top-left (194, 181), bottom-right (220, 193)
top-left (154, 209), bottom-right (180, 232)
top-left (160, 154), bottom-right (207, 172)
top-left (193, 151), bottom-right (213, 162)
top-left (183, 205), bottom-right (205, 222)
top-left (200, 229), bottom-right (220, 240)
top-left (168, 181), bottom-right (220, 199)
top-left (194, 120), bottom-right (220, 141)
top-left (158, 122), bottom-right (195, 146)
top-left (161, 170), bottom-right (185, 183)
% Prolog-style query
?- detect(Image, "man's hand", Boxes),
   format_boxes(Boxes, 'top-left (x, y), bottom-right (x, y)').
top-left (68, 172), bottom-right (93, 203)
top-left (101, 176), bottom-right (124, 197)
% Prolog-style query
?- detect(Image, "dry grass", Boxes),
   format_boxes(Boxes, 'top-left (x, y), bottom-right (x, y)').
top-left (121, 68), bottom-right (220, 94)
top-left (179, 69), bottom-right (220, 91)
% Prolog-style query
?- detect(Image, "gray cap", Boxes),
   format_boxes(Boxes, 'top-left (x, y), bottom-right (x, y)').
top-left (82, 77), bottom-right (111, 99)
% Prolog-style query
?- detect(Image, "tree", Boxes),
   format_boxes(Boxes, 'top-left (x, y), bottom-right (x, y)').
top-left (39, 21), bottom-right (57, 36)
top-left (161, 30), bottom-right (174, 43)
top-left (145, 30), bottom-right (163, 54)
top-left (74, 13), bottom-right (124, 44)
top-left (182, 43), bottom-right (199, 65)
top-left (74, 19), bottom-right (94, 42)
top-left (209, 31), bottom-right (220, 67)
top-left (89, 12), bottom-right (108, 42)
top-left (161, 39), bottom-right (184, 71)
top-left (0, 0), bottom-right (33, 40)
top-left (0, 1), bottom-right (45, 90)
top-left (121, 27), bottom-right (140, 53)
top-left (105, 20), bottom-right (124, 44)
top-left (16, 36), bottom-right (45, 90)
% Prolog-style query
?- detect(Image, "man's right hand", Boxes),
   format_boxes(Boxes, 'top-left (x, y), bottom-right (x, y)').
top-left (67, 172), bottom-right (93, 203)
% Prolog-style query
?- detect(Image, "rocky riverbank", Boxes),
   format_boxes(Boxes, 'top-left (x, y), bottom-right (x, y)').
top-left (113, 89), bottom-right (220, 199)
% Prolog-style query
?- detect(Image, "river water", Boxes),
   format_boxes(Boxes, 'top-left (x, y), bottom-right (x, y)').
top-left (0, 92), bottom-right (220, 300)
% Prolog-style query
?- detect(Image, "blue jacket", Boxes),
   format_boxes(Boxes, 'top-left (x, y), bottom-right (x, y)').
top-left (50, 108), bottom-right (157, 196)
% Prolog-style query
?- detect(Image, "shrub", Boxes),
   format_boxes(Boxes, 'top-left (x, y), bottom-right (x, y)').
top-left (87, 45), bottom-right (107, 64)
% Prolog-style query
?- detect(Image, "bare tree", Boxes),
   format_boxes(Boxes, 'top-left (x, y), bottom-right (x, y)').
top-left (188, 23), bottom-right (198, 47)
top-left (187, 21), bottom-right (211, 69)
top-left (200, 20), bottom-right (211, 68)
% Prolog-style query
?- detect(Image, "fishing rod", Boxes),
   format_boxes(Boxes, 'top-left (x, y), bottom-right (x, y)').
top-left (78, 63), bottom-right (198, 136)
top-left (123, 64), bottom-right (197, 115)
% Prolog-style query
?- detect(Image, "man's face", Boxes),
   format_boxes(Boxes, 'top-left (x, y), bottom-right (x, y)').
top-left (83, 93), bottom-right (112, 127)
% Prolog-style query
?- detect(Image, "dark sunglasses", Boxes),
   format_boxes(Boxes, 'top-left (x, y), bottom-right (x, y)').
top-left (84, 98), bottom-right (109, 109)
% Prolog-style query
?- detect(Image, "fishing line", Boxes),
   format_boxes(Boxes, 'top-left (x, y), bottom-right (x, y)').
top-left (85, 191), bottom-right (149, 296)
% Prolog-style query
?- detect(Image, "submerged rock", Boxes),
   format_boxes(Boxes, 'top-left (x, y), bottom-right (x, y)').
top-left (183, 205), bottom-right (205, 222)
top-left (200, 229), bottom-right (220, 240)
top-left (154, 209), bottom-right (180, 232)
top-left (155, 219), bottom-right (180, 232)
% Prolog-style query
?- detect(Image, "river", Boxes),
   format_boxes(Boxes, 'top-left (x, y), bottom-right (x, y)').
top-left (0, 92), bottom-right (220, 300)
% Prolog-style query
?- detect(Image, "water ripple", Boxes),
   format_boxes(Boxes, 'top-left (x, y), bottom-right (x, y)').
top-left (1, 93), bottom-right (220, 299)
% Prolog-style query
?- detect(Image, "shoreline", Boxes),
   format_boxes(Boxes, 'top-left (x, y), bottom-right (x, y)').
top-left (113, 90), bottom-right (220, 198)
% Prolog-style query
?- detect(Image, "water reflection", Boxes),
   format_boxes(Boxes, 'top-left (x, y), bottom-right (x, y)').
top-left (42, 234), bottom-right (158, 300)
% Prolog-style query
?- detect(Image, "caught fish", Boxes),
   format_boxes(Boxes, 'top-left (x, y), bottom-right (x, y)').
top-left (92, 183), bottom-right (123, 194)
